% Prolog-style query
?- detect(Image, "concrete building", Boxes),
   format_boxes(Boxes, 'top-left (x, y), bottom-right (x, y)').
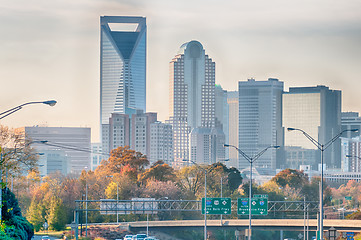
top-left (91, 143), bottom-right (107, 171)
top-left (341, 136), bottom-right (361, 172)
top-left (341, 112), bottom-right (361, 138)
top-left (38, 149), bottom-right (68, 176)
top-left (102, 111), bottom-right (174, 164)
top-left (238, 78), bottom-right (283, 170)
top-left (283, 85), bottom-right (342, 170)
top-left (189, 127), bottom-right (225, 165)
top-left (23, 126), bottom-right (91, 174)
top-left (227, 91), bottom-right (239, 168)
top-left (215, 84), bottom-right (229, 162)
top-left (100, 16), bottom-right (147, 152)
top-left (149, 122), bottom-right (173, 165)
top-left (168, 40), bottom-right (217, 165)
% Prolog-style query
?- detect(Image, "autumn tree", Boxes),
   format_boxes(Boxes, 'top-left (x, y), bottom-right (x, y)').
top-left (96, 146), bottom-right (149, 181)
top-left (138, 160), bottom-right (177, 184)
top-left (0, 125), bottom-right (40, 178)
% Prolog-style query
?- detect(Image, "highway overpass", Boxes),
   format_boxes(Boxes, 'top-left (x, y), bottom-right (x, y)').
top-left (127, 219), bottom-right (361, 232)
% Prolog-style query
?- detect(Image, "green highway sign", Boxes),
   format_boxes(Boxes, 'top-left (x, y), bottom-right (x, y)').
top-left (238, 198), bottom-right (268, 215)
top-left (345, 196), bottom-right (352, 200)
top-left (202, 198), bottom-right (232, 215)
top-left (253, 194), bottom-right (268, 199)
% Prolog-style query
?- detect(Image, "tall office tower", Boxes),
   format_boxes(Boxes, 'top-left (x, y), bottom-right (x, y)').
top-left (215, 84), bottom-right (229, 161)
top-left (283, 85), bottom-right (342, 169)
top-left (168, 40), bottom-right (216, 165)
top-left (149, 122), bottom-right (173, 165)
top-left (100, 16), bottom-right (146, 152)
top-left (189, 128), bottom-right (225, 164)
top-left (227, 91), bottom-right (239, 168)
top-left (238, 78), bottom-right (283, 170)
top-left (341, 137), bottom-right (361, 172)
top-left (22, 126), bottom-right (91, 174)
top-left (341, 112), bottom-right (361, 138)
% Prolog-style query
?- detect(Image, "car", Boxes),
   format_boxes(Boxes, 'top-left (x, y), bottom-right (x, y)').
top-left (123, 235), bottom-right (133, 240)
top-left (145, 237), bottom-right (158, 240)
top-left (132, 234), bottom-right (148, 240)
top-left (41, 236), bottom-right (51, 240)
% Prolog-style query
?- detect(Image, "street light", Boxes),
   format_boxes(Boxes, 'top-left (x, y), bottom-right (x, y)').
top-left (0, 100), bottom-right (57, 120)
top-left (183, 159), bottom-right (208, 240)
top-left (224, 144), bottom-right (279, 240)
top-left (287, 127), bottom-right (358, 240)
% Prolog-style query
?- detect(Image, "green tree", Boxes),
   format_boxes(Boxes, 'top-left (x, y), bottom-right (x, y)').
top-left (2, 188), bottom-right (34, 239)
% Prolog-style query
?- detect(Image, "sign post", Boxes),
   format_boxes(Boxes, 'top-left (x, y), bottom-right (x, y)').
top-left (202, 198), bottom-right (231, 215)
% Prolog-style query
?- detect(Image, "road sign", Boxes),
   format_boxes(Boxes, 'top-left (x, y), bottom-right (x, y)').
top-left (237, 197), bottom-right (268, 215)
top-left (345, 196), bottom-right (352, 200)
top-left (253, 194), bottom-right (268, 199)
top-left (202, 197), bottom-right (231, 215)
top-left (42, 221), bottom-right (48, 230)
top-left (346, 232), bottom-right (354, 240)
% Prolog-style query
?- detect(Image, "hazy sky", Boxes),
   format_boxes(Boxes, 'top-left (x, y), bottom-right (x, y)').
top-left (1, 0), bottom-right (361, 142)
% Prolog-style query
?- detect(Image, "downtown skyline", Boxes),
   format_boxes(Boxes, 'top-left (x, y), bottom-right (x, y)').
top-left (1, 0), bottom-right (361, 142)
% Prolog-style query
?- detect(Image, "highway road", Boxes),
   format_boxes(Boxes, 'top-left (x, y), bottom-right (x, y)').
top-left (33, 235), bottom-right (60, 240)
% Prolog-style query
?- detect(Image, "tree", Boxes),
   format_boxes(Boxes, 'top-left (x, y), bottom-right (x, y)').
top-left (0, 125), bottom-right (40, 177)
top-left (2, 188), bottom-right (34, 239)
top-left (271, 169), bottom-right (308, 189)
top-left (176, 165), bottom-right (205, 199)
top-left (138, 161), bottom-right (177, 184)
top-left (96, 146), bottom-right (149, 180)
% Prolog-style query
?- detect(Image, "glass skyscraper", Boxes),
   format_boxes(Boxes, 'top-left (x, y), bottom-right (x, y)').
top-left (100, 16), bottom-right (146, 153)
top-left (238, 78), bottom-right (284, 170)
top-left (283, 85), bottom-right (342, 169)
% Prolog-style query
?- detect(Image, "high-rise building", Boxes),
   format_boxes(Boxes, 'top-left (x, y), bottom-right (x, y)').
top-left (189, 127), bottom-right (225, 165)
top-left (238, 78), bottom-right (283, 170)
top-left (341, 137), bottom-right (361, 172)
top-left (100, 16), bottom-right (147, 152)
top-left (283, 85), bottom-right (342, 169)
top-left (215, 84), bottom-right (229, 161)
top-left (168, 40), bottom-right (216, 165)
top-left (227, 91), bottom-right (239, 168)
top-left (341, 112), bottom-right (361, 138)
top-left (22, 126), bottom-right (91, 174)
top-left (149, 122), bottom-right (173, 165)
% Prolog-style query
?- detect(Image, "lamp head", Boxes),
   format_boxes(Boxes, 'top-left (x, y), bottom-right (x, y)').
top-left (43, 100), bottom-right (57, 107)
top-left (224, 144), bottom-right (230, 147)
top-left (346, 155), bottom-right (352, 158)
top-left (287, 127), bottom-right (296, 131)
top-left (273, 146), bottom-right (280, 149)
top-left (351, 129), bottom-right (359, 133)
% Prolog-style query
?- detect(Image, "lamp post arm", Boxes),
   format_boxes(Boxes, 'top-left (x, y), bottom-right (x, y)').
top-left (0, 100), bottom-right (56, 120)
top-left (226, 144), bottom-right (252, 162)
top-left (289, 128), bottom-right (321, 150)
top-left (301, 130), bottom-right (322, 150)
top-left (324, 129), bottom-right (358, 150)
top-left (252, 146), bottom-right (273, 162)
top-left (0, 107), bottom-right (23, 119)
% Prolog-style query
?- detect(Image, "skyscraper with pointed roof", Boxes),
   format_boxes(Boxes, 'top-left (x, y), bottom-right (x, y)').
top-left (100, 16), bottom-right (146, 153)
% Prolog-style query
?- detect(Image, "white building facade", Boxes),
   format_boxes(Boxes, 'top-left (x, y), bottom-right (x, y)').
top-left (168, 40), bottom-right (217, 166)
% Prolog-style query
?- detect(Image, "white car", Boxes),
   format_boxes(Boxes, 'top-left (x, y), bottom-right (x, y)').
top-left (123, 235), bottom-right (133, 240)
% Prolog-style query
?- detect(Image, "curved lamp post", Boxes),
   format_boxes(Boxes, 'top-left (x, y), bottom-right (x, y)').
top-left (287, 127), bottom-right (358, 240)
top-left (0, 100), bottom-right (57, 120)
top-left (224, 144), bottom-right (279, 240)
